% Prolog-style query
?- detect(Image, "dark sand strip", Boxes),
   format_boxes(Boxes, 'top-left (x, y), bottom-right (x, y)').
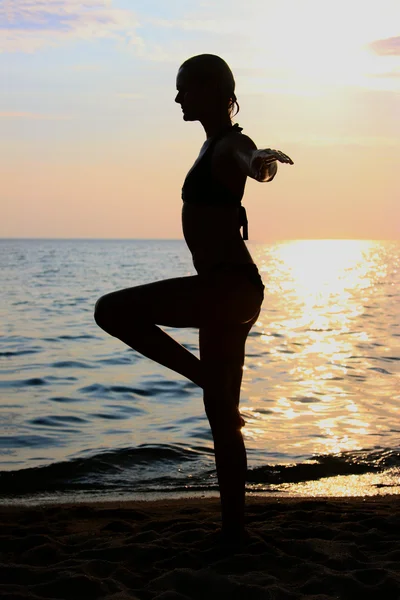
top-left (0, 495), bottom-right (399, 599)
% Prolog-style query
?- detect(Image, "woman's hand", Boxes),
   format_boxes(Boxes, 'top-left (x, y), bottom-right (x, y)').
top-left (251, 148), bottom-right (294, 182)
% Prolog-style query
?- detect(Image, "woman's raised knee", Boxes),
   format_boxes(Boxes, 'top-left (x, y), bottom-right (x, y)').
top-left (93, 294), bottom-right (110, 330)
top-left (94, 289), bottom-right (148, 334)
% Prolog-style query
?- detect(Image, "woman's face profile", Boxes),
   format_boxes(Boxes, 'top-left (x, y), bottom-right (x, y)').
top-left (175, 66), bottom-right (215, 122)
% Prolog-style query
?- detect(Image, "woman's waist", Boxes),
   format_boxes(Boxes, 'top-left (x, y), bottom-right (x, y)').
top-left (182, 201), bottom-right (240, 224)
top-left (186, 237), bottom-right (251, 268)
top-left (182, 201), bottom-right (249, 243)
top-left (182, 207), bottom-right (243, 244)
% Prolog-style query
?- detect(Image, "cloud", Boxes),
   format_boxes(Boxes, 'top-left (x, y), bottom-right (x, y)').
top-left (369, 36), bottom-right (400, 56)
top-left (0, 0), bottom-right (142, 53)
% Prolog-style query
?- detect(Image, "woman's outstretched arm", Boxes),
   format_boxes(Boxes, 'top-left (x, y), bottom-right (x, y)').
top-left (229, 134), bottom-right (294, 182)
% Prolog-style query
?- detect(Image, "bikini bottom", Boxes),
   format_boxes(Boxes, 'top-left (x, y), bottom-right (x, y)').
top-left (207, 262), bottom-right (265, 299)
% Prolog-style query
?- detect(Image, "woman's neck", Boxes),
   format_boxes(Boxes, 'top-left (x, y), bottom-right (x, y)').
top-left (201, 115), bottom-right (233, 139)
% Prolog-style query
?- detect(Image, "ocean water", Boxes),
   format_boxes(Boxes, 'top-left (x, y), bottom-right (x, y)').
top-left (0, 238), bottom-right (399, 503)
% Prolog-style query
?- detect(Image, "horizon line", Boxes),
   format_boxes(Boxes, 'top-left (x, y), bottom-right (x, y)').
top-left (0, 237), bottom-right (399, 243)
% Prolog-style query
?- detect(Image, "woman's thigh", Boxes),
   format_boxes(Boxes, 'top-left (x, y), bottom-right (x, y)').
top-left (95, 273), bottom-right (262, 330)
top-left (199, 311), bottom-right (260, 426)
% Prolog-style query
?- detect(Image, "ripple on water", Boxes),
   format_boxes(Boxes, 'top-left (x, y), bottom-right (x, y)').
top-left (177, 415), bottom-right (202, 425)
top-left (96, 355), bottom-right (137, 366)
top-left (30, 416), bottom-right (89, 427)
top-left (58, 334), bottom-right (97, 340)
top-left (104, 404), bottom-right (145, 415)
top-left (48, 396), bottom-right (85, 403)
top-left (79, 383), bottom-right (110, 397)
top-left (109, 385), bottom-right (151, 395)
top-left (243, 408), bottom-right (273, 416)
top-left (0, 435), bottom-right (64, 448)
top-left (79, 381), bottom-right (192, 400)
top-left (50, 360), bottom-right (95, 369)
top-left (0, 349), bottom-right (40, 357)
top-left (0, 377), bottom-right (49, 388)
top-left (43, 334), bottom-right (98, 342)
top-left (79, 383), bottom-right (150, 399)
top-left (295, 396), bottom-right (321, 404)
top-left (90, 412), bottom-right (129, 421)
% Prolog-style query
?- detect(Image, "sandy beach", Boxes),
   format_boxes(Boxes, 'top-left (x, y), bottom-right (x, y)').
top-left (0, 494), bottom-right (399, 599)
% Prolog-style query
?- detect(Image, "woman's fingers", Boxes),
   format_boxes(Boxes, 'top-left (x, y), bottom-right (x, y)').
top-left (261, 149), bottom-right (294, 165)
top-left (277, 150), bottom-right (294, 164)
top-left (271, 150), bottom-right (294, 164)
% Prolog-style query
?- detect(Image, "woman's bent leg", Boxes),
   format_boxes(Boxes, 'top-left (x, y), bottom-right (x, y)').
top-left (94, 276), bottom-right (206, 387)
top-left (101, 321), bottom-right (203, 387)
top-left (94, 272), bottom-right (261, 389)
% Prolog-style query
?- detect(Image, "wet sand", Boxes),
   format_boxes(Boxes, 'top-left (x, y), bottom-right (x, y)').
top-left (1, 495), bottom-right (399, 599)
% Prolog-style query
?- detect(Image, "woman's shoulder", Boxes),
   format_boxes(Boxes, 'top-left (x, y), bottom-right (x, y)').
top-left (216, 128), bottom-right (257, 159)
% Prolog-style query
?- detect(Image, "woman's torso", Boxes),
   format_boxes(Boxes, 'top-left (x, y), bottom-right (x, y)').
top-left (182, 204), bottom-right (253, 273)
top-left (181, 127), bottom-right (254, 273)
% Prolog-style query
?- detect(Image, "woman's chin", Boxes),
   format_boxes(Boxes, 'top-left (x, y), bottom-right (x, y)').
top-left (182, 112), bottom-right (196, 122)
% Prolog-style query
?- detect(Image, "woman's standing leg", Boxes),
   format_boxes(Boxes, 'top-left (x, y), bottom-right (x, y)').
top-left (200, 312), bottom-right (259, 539)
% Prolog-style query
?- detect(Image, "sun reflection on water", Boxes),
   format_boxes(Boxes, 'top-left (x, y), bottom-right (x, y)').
top-left (267, 239), bottom-right (377, 334)
top-left (242, 239), bottom-right (400, 472)
top-left (266, 469), bottom-right (400, 498)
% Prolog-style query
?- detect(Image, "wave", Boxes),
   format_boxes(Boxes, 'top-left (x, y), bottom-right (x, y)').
top-left (0, 445), bottom-right (399, 498)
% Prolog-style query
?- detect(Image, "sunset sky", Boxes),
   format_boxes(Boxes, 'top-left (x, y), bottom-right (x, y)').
top-left (2, 0), bottom-right (399, 240)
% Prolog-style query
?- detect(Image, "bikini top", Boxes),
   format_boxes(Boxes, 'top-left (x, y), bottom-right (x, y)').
top-left (181, 123), bottom-right (249, 240)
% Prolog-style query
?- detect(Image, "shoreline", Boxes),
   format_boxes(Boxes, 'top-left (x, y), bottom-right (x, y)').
top-left (1, 491), bottom-right (400, 510)
top-left (2, 486), bottom-right (399, 508)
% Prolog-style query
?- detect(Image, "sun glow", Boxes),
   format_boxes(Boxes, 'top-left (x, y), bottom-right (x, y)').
top-left (242, 0), bottom-right (400, 93)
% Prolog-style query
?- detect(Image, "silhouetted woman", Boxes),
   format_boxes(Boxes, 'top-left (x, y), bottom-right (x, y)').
top-left (94, 54), bottom-right (293, 543)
